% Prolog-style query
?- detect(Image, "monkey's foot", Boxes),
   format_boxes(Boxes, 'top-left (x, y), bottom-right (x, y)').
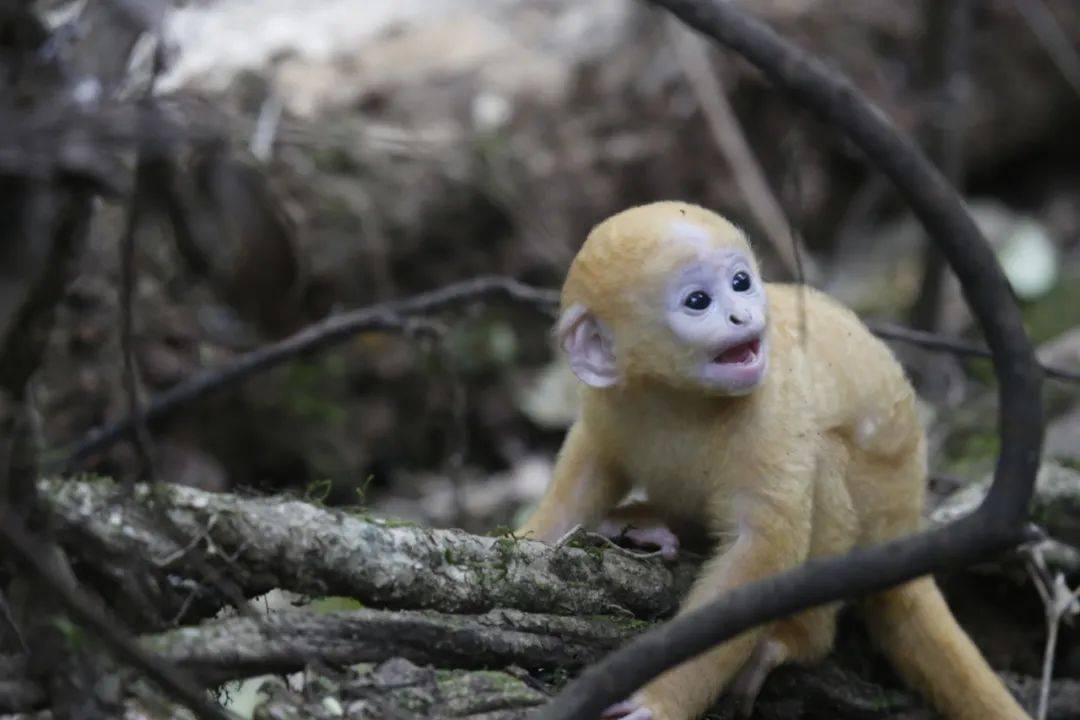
top-left (727, 638), bottom-right (787, 718)
top-left (596, 518), bottom-right (680, 560)
top-left (601, 698), bottom-right (654, 720)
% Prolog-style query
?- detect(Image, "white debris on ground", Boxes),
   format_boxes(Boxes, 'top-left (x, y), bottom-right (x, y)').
top-left (159, 0), bottom-right (635, 116)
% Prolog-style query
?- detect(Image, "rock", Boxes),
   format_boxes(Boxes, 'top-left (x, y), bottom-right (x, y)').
top-left (1046, 408), bottom-right (1080, 466)
top-left (932, 461), bottom-right (1080, 547)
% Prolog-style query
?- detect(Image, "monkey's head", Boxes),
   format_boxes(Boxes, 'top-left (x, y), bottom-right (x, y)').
top-left (558, 201), bottom-right (769, 396)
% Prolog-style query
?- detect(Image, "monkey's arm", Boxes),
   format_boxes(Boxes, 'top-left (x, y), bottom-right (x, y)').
top-left (517, 420), bottom-right (629, 542)
top-left (631, 481), bottom-right (813, 720)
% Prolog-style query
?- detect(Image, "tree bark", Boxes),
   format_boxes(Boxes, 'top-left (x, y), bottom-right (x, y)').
top-left (145, 607), bottom-right (642, 685)
top-left (25, 478), bottom-right (1080, 719)
top-left (41, 478), bottom-right (697, 622)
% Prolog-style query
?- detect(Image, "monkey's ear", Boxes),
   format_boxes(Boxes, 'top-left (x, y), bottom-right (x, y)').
top-left (557, 304), bottom-right (619, 388)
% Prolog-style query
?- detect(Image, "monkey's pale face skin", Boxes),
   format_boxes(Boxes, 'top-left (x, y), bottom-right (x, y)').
top-left (663, 246), bottom-right (768, 394)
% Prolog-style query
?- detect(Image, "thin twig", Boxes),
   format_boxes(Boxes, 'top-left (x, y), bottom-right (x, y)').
top-left (118, 30), bottom-right (169, 484)
top-left (1026, 541), bottom-right (1080, 720)
top-left (0, 588), bottom-right (26, 654)
top-left (667, 18), bottom-right (807, 279)
top-left (0, 509), bottom-right (235, 720)
top-left (911, 0), bottom-right (972, 333)
top-left (58, 274), bottom-right (1077, 477)
top-left (153, 516), bottom-right (218, 568)
top-left (119, 159), bottom-right (155, 483)
top-left (1013, 0), bottom-right (1080, 100)
top-left (775, 129), bottom-right (810, 346)
top-left (867, 320), bottom-right (1080, 383)
top-left (111, 32), bottom-right (273, 644)
top-left (832, 174), bottom-right (892, 261)
top-left (553, 523), bottom-right (586, 550)
top-left (1027, 545), bottom-right (1055, 720)
top-left (423, 321), bottom-right (471, 523)
top-left (59, 277), bottom-right (559, 471)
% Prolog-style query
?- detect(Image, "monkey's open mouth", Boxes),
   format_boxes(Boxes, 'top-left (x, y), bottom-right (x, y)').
top-left (713, 338), bottom-right (761, 365)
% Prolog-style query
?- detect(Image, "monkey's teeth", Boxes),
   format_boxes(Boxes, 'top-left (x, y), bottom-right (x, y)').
top-left (715, 340), bottom-right (757, 364)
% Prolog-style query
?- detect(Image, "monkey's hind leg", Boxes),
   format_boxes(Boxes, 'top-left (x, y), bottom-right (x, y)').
top-left (863, 576), bottom-right (1030, 720)
top-left (726, 437), bottom-right (849, 718)
top-left (853, 428), bottom-right (1030, 720)
top-left (727, 638), bottom-right (786, 718)
top-left (727, 603), bottom-right (840, 718)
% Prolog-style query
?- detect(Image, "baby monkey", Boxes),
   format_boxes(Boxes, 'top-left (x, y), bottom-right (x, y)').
top-left (519, 202), bottom-right (1029, 720)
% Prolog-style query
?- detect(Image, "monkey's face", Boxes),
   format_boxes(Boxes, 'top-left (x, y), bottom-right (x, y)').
top-left (657, 242), bottom-right (769, 395)
top-left (559, 207), bottom-right (769, 396)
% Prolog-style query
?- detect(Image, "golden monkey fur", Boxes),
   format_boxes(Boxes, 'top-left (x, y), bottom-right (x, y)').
top-left (519, 202), bottom-right (1029, 720)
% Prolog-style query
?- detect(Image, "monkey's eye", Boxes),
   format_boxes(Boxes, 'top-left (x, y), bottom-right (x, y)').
top-left (683, 290), bottom-right (712, 311)
top-left (732, 271), bottom-right (752, 292)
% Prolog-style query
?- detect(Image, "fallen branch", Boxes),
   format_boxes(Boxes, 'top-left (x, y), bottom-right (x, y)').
top-left (145, 607), bottom-right (639, 686)
top-left (14, 479), bottom-right (1080, 719)
top-left (0, 510), bottom-right (233, 720)
top-left (256, 658), bottom-right (549, 720)
top-left (148, 616), bottom-right (1080, 719)
top-left (37, 474), bottom-right (1078, 628)
top-left (867, 320), bottom-right (1080, 383)
top-left (143, 608), bottom-right (1080, 719)
top-left (42, 479), bottom-right (695, 620)
top-left (59, 276), bottom-right (559, 471)
top-left (1013, 0), bottom-right (1080, 100)
top-left (5, 658), bottom-right (1077, 720)
top-left (57, 280), bottom-right (1078, 478)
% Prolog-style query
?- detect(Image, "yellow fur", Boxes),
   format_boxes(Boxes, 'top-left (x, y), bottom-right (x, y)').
top-left (520, 202), bottom-right (1029, 720)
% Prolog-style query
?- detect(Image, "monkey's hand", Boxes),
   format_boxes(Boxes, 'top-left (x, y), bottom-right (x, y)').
top-left (596, 502), bottom-right (680, 560)
top-left (599, 522), bottom-right (680, 561)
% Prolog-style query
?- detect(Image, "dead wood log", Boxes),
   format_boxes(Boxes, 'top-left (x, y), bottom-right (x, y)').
top-left (10, 479), bottom-right (1080, 719)
top-left (41, 479), bottom-right (696, 620)
top-left (144, 607), bottom-right (641, 685)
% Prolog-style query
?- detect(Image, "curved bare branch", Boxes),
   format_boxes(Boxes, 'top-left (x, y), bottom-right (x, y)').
top-left (536, 1), bottom-right (1044, 717)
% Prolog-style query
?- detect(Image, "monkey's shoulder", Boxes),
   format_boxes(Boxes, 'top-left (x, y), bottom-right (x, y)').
top-left (762, 283), bottom-right (919, 449)
top-left (764, 283), bottom-right (868, 334)
top-left (763, 283), bottom-right (898, 369)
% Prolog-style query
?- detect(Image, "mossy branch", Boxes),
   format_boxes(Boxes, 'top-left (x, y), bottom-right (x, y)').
top-left (41, 478), bottom-right (696, 621)
top-left (144, 607), bottom-right (641, 686)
